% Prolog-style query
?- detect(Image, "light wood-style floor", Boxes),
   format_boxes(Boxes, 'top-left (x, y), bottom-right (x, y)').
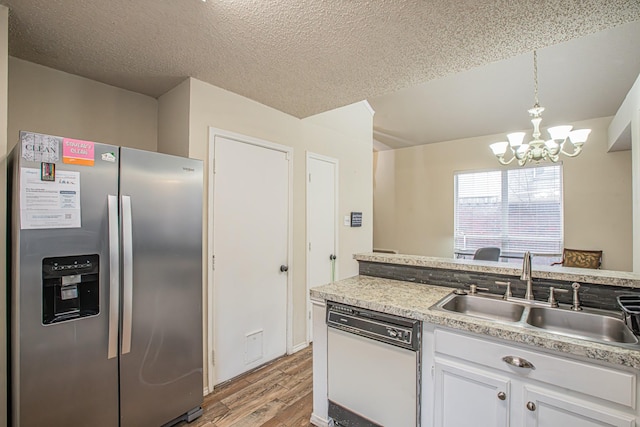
top-left (181, 345), bottom-right (314, 427)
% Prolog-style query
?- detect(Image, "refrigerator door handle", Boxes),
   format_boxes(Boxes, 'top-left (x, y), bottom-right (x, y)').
top-left (122, 195), bottom-right (133, 355)
top-left (107, 195), bottom-right (120, 359)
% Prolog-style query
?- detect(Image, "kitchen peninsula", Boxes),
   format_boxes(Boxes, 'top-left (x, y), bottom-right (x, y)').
top-left (310, 253), bottom-right (640, 427)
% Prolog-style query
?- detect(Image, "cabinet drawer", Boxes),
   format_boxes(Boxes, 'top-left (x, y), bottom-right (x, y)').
top-left (434, 328), bottom-right (636, 408)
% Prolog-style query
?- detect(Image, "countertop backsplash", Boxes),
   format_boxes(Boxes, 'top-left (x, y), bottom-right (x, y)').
top-left (357, 254), bottom-right (640, 312)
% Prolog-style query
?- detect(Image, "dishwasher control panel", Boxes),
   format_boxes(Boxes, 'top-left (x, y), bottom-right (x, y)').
top-left (326, 301), bottom-right (420, 350)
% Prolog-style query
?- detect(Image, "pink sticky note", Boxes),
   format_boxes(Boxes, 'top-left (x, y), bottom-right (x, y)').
top-left (62, 138), bottom-right (95, 166)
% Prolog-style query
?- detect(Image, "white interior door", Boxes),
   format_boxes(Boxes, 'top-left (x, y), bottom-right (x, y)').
top-left (212, 134), bottom-right (290, 385)
top-left (307, 153), bottom-right (338, 342)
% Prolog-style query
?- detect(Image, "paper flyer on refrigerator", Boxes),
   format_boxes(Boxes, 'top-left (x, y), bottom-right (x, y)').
top-left (20, 167), bottom-right (81, 229)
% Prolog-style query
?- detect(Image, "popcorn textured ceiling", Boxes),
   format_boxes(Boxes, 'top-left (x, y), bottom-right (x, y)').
top-left (2, 0), bottom-right (640, 118)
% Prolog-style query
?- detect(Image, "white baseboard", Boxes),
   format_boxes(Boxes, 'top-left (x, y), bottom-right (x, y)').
top-left (290, 341), bottom-right (309, 354)
top-left (202, 386), bottom-right (210, 396)
top-left (310, 412), bottom-right (329, 427)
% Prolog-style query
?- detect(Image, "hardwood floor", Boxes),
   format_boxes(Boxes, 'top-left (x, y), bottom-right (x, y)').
top-left (182, 345), bottom-right (314, 427)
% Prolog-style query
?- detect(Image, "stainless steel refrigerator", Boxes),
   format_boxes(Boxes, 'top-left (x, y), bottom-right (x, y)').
top-left (7, 131), bottom-right (204, 426)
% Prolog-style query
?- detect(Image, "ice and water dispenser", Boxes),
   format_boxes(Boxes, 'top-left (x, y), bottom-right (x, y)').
top-left (42, 254), bottom-right (100, 324)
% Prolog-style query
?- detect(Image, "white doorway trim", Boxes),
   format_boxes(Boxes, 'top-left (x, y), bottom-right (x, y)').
top-left (207, 127), bottom-right (294, 390)
top-left (306, 151), bottom-right (339, 343)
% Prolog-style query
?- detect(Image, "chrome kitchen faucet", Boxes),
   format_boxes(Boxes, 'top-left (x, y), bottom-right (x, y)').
top-left (521, 251), bottom-right (534, 300)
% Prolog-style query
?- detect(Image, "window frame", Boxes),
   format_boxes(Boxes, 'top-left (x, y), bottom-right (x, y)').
top-left (453, 164), bottom-right (564, 262)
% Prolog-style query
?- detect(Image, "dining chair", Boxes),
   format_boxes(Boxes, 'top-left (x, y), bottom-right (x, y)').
top-left (473, 247), bottom-right (501, 262)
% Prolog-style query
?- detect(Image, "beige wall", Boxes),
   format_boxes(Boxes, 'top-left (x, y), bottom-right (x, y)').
top-left (373, 116), bottom-right (632, 271)
top-left (3, 58), bottom-right (159, 423)
top-left (158, 78), bottom-right (190, 157)
top-left (8, 57), bottom-right (158, 151)
top-left (0, 6), bottom-right (8, 427)
top-left (5, 59), bottom-right (373, 395)
top-left (610, 72), bottom-right (640, 271)
top-left (185, 78), bottom-right (373, 388)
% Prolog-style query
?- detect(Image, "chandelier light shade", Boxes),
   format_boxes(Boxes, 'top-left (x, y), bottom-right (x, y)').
top-left (490, 51), bottom-right (591, 166)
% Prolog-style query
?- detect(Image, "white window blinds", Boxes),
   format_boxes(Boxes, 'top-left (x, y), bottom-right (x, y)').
top-left (454, 165), bottom-right (563, 257)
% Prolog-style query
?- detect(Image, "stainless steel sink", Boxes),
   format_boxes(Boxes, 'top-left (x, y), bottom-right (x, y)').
top-left (438, 294), bottom-right (525, 322)
top-left (525, 307), bottom-right (638, 344)
top-left (433, 291), bottom-right (640, 347)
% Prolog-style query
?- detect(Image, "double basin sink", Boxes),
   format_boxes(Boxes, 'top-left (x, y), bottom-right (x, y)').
top-left (433, 291), bottom-right (638, 346)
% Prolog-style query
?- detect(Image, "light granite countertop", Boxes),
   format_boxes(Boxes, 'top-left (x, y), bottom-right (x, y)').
top-left (355, 253), bottom-right (640, 288)
top-left (311, 275), bottom-right (640, 370)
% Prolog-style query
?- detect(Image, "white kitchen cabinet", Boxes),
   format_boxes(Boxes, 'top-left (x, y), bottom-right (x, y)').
top-left (434, 359), bottom-right (510, 427)
top-left (522, 386), bottom-right (634, 427)
top-left (426, 327), bottom-right (638, 427)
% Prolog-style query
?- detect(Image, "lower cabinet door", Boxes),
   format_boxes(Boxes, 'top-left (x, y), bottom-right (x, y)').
top-left (434, 359), bottom-right (510, 427)
top-left (523, 386), bottom-right (635, 427)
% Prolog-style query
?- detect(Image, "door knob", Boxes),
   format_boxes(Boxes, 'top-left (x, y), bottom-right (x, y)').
top-left (497, 391), bottom-right (506, 401)
top-left (526, 401), bottom-right (536, 411)
top-left (329, 254), bottom-right (337, 261)
top-left (280, 265), bottom-right (289, 272)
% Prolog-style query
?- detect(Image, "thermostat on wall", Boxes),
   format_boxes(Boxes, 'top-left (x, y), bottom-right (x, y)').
top-left (350, 212), bottom-right (362, 227)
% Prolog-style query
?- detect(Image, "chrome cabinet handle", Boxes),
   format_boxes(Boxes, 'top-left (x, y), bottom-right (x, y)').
top-left (502, 355), bottom-right (535, 370)
top-left (497, 391), bottom-right (506, 401)
top-left (526, 401), bottom-right (537, 411)
top-left (107, 195), bottom-right (120, 359)
top-left (280, 265), bottom-right (289, 272)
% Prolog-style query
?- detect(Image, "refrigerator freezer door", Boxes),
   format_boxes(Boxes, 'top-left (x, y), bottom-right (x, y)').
top-left (118, 148), bottom-right (203, 427)
top-left (9, 140), bottom-right (120, 427)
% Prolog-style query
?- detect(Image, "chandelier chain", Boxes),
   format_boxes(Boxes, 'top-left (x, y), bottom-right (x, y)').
top-left (489, 49), bottom-right (591, 166)
top-left (533, 50), bottom-right (539, 108)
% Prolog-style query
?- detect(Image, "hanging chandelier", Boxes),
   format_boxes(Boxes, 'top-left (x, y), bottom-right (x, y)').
top-left (489, 51), bottom-right (591, 166)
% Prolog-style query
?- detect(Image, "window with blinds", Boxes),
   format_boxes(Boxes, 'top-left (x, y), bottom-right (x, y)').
top-left (454, 165), bottom-right (563, 261)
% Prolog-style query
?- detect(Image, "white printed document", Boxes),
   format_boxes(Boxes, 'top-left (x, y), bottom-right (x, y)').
top-left (20, 167), bottom-right (81, 229)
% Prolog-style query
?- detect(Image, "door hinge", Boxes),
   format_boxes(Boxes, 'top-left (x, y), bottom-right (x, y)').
top-left (308, 173), bottom-right (311, 183)
top-left (309, 242), bottom-right (311, 251)
top-left (431, 365), bottom-right (435, 379)
top-left (212, 255), bottom-right (215, 271)
top-left (211, 350), bottom-right (215, 366)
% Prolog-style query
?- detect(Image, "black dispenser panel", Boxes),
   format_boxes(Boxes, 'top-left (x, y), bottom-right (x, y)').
top-left (42, 254), bottom-right (100, 324)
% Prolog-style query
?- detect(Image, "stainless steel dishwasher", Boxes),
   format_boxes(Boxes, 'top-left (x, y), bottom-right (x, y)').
top-left (326, 301), bottom-right (422, 426)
